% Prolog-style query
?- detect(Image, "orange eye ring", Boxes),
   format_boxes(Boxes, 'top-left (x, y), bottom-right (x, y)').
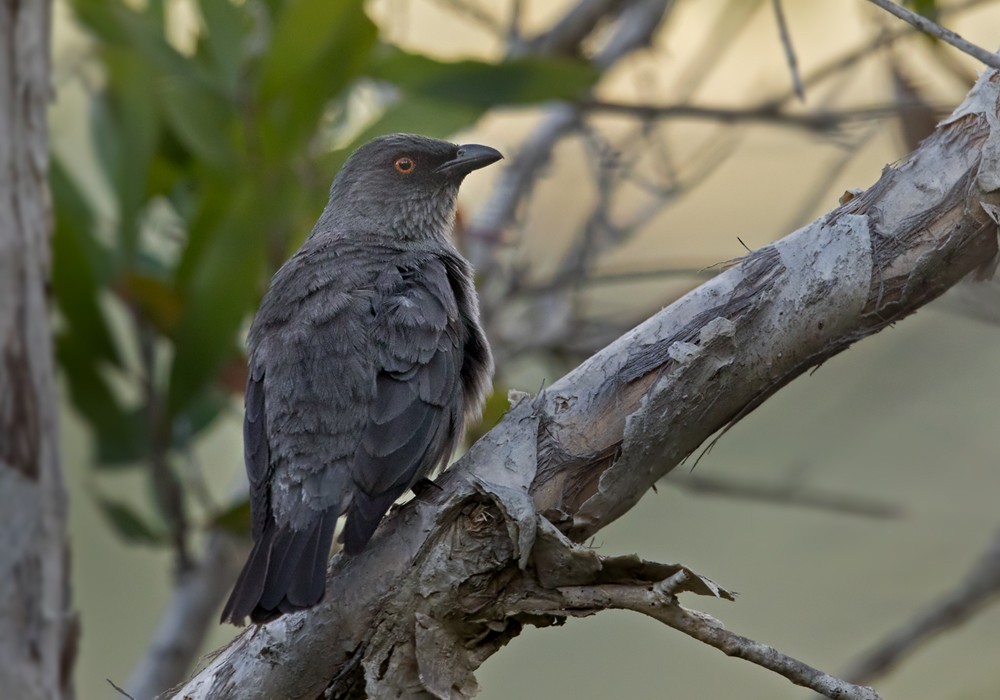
top-left (394, 157), bottom-right (415, 174)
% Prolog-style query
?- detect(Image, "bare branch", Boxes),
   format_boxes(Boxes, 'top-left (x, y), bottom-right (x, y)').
top-left (667, 473), bottom-right (902, 519)
top-left (763, 0), bottom-right (993, 110)
top-left (107, 678), bottom-right (135, 700)
top-left (467, 102), bottom-right (580, 266)
top-left (865, 0), bottom-right (1000, 69)
top-left (842, 524), bottom-right (1000, 685)
top-left (558, 582), bottom-right (881, 700)
top-left (469, 0), bottom-right (675, 269)
top-left (576, 100), bottom-right (937, 132)
top-left (509, 0), bottom-right (625, 58)
top-left (771, 0), bottom-right (804, 100)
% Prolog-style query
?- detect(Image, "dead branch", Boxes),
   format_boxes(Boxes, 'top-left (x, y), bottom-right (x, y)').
top-left (841, 524), bottom-right (1000, 685)
top-left (865, 0), bottom-right (1000, 69)
top-left (557, 579), bottom-right (878, 700)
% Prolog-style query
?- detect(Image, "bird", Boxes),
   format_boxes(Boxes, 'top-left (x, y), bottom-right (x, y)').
top-left (220, 133), bottom-right (501, 625)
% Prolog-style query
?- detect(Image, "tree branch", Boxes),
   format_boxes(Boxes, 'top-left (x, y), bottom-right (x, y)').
top-left (468, 0), bottom-right (674, 269)
top-left (575, 100), bottom-right (933, 132)
top-left (841, 524), bottom-right (1000, 685)
top-left (865, 0), bottom-right (1000, 69)
top-left (771, 0), bottom-right (804, 100)
top-left (171, 54), bottom-right (1000, 700)
top-left (557, 579), bottom-right (880, 700)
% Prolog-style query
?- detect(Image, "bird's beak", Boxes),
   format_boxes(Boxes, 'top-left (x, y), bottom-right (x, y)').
top-left (436, 144), bottom-right (503, 176)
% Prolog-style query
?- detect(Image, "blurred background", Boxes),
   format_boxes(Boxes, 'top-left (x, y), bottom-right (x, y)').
top-left (47, 0), bottom-right (1000, 697)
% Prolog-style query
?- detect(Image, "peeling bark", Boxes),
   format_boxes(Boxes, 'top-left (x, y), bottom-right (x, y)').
top-left (0, 1), bottom-right (76, 699)
top-left (172, 67), bottom-right (1000, 700)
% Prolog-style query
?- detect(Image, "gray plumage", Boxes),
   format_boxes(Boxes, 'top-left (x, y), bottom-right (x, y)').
top-left (221, 134), bottom-right (500, 625)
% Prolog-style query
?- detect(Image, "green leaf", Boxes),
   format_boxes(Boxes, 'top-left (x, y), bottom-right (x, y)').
top-left (172, 179), bottom-right (233, 286)
top-left (369, 48), bottom-right (600, 106)
top-left (70, 0), bottom-right (130, 44)
top-left (50, 159), bottom-right (121, 368)
top-left (94, 495), bottom-right (168, 545)
top-left (171, 389), bottom-right (231, 449)
top-left (56, 334), bottom-right (149, 468)
top-left (208, 497), bottom-right (251, 536)
top-left (115, 2), bottom-right (209, 85)
top-left (167, 185), bottom-right (266, 417)
top-left (260, 0), bottom-right (374, 99)
top-left (94, 47), bottom-right (161, 259)
top-left (158, 75), bottom-right (236, 168)
top-left (94, 409), bottom-right (149, 466)
top-left (119, 272), bottom-right (184, 336)
top-left (198, 0), bottom-right (251, 95)
top-left (347, 96), bottom-right (485, 147)
top-left (257, 0), bottom-right (377, 157)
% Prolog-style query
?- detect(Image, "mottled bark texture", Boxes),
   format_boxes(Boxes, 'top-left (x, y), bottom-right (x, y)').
top-left (173, 68), bottom-right (1000, 700)
top-left (0, 2), bottom-right (76, 698)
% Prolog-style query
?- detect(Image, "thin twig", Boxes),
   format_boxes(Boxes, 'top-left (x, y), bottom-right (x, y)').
top-left (865, 0), bottom-right (1000, 69)
top-left (558, 583), bottom-right (882, 700)
top-left (135, 313), bottom-right (191, 572)
top-left (772, 0), bottom-right (804, 100)
top-left (469, 0), bottom-right (674, 269)
top-left (763, 0), bottom-right (994, 110)
top-left (578, 100), bottom-right (933, 132)
top-left (106, 679), bottom-right (135, 700)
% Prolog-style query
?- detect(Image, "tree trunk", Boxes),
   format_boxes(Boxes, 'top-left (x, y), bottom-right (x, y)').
top-left (0, 2), bottom-right (76, 698)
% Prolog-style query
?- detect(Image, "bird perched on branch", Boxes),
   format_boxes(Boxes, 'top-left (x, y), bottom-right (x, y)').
top-left (221, 134), bottom-right (501, 625)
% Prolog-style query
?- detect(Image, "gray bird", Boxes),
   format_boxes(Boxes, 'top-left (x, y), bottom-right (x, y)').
top-left (221, 134), bottom-right (500, 625)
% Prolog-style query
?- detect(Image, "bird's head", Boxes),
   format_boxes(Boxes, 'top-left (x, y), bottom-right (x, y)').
top-left (320, 133), bottom-right (503, 242)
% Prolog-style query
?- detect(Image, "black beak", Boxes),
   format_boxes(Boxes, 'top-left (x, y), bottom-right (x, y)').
top-left (436, 143), bottom-right (503, 176)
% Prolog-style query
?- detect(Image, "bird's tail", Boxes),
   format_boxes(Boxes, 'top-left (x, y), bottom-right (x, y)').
top-left (342, 489), bottom-right (403, 555)
top-left (221, 510), bottom-right (337, 625)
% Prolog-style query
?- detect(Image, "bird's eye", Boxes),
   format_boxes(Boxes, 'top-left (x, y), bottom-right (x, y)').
top-left (394, 157), bottom-right (416, 174)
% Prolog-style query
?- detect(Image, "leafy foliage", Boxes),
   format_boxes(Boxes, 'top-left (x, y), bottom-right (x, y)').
top-left (52, 0), bottom-right (596, 547)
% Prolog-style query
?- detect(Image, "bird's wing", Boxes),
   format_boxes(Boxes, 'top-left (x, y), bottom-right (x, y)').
top-left (243, 360), bottom-right (270, 540)
top-left (226, 243), bottom-right (379, 622)
top-left (248, 243), bottom-right (377, 533)
top-left (344, 256), bottom-right (466, 551)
